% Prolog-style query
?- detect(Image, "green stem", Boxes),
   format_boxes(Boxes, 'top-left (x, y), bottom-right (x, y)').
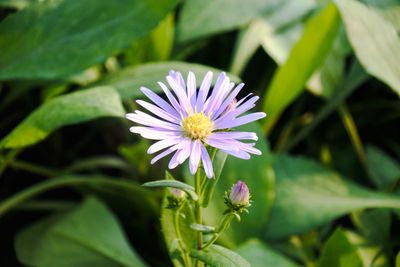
top-left (199, 147), bottom-right (218, 193)
top-left (202, 212), bottom-right (235, 250)
top-left (173, 206), bottom-right (190, 267)
top-left (9, 160), bottom-right (60, 177)
top-left (0, 175), bottom-right (157, 217)
top-left (0, 148), bottom-right (22, 177)
top-left (194, 168), bottom-right (203, 267)
top-left (195, 169), bottom-right (202, 249)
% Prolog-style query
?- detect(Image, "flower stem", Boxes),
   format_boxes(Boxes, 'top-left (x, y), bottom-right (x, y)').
top-left (199, 147), bottom-right (218, 191)
top-left (202, 212), bottom-right (235, 250)
top-left (173, 206), bottom-right (190, 267)
top-left (194, 168), bottom-right (203, 267)
top-left (194, 168), bottom-right (202, 249)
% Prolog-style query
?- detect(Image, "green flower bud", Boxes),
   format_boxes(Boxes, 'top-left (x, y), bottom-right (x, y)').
top-left (167, 188), bottom-right (186, 209)
top-left (224, 180), bottom-right (251, 213)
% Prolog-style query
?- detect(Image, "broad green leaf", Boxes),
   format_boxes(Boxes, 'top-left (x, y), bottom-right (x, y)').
top-left (94, 61), bottom-right (241, 100)
top-left (366, 145), bottom-right (400, 189)
top-left (351, 209), bottom-right (391, 245)
top-left (190, 223), bottom-right (215, 234)
top-left (307, 26), bottom-right (350, 98)
top-left (0, 87), bottom-right (124, 149)
top-left (161, 189), bottom-right (196, 267)
top-left (204, 122), bottom-right (274, 246)
top-left (229, 0), bottom-right (310, 74)
top-left (335, 0), bottom-right (400, 96)
top-left (317, 228), bottom-right (390, 267)
top-left (265, 155), bottom-right (400, 240)
top-left (258, 0), bottom-right (315, 65)
top-left (229, 0), bottom-right (315, 75)
top-left (142, 179), bottom-right (198, 200)
top-left (0, 175), bottom-right (154, 217)
top-left (0, 0), bottom-right (37, 9)
top-left (346, 231), bottom-right (390, 267)
top-left (0, 0), bottom-right (179, 80)
top-left (261, 3), bottom-right (340, 133)
top-left (361, 0), bottom-right (400, 31)
top-left (397, 251), bottom-right (400, 267)
top-left (190, 245), bottom-right (250, 267)
top-left (125, 13), bottom-right (175, 66)
top-left (316, 228), bottom-right (362, 267)
top-left (177, 0), bottom-right (282, 42)
top-left (235, 239), bottom-right (300, 267)
top-left (15, 197), bottom-right (147, 267)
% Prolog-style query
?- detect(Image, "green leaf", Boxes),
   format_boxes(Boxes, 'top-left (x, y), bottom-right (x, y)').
top-left (261, 3), bottom-right (340, 133)
top-left (235, 239), bottom-right (300, 267)
top-left (335, 0), bottom-right (400, 96)
top-left (0, 0), bottom-right (37, 9)
top-left (161, 191), bottom-right (196, 267)
top-left (366, 145), bottom-right (400, 189)
top-left (396, 251), bottom-right (400, 267)
top-left (345, 231), bottom-right (391, 267)
top-left (0, 0), bottom-right (179, 80)
top-left (0, 175), bottom-right (154, 218)
top-left (316, 228), bottom-right (362, 267)
top-left (0, 86), bottom-right (124, 149)
top-left (230, 0), bottom-right (315, 75)
top-left (95, 61), bottom-right (241, 100)
top-left (142, 180), bottom-right (198, 201)
top-left (265, 155), bottom-right (400, 240)
top-left (190, 223), bottom-right (215, 234)
top-left (351, 209), bottom-right (391, 245)
top-left (177, 0), bottom-right (282, 42)
top-left (190, 245), bottom-right (250, 267)
top-left (125, 13), bottom-right (175, 66)
top-left (15, 197), bottom-right (147, 267)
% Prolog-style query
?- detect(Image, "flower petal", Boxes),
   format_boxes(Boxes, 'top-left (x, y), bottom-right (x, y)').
top-left (136, 99), bottom-right (180, 123)
top-left (151, 145), bottom-right (179, 164)
top-left (214, 112), bottom-right (266, 130)
top-left (126, 112), bottom-right (180, 131)
top-left (187, 71), bottom-right (197, 110)
top-left (140, 87), bottom-right (179, 117)
top-left (177, 139), bottom-right (192, 164)
top-left (166, 75), bottom-right (191, 113)
top-left (210, 131), bottom-right (258, 141)
top-left (157, 82), bottom-right (181, 113)
top-left (147, 137), bottom-right (182, 154)
top-left (212, 83), bottom-right (244, 120)
top-left (200, 143), bottom-right (213, 178)
top-left (214, 96), bottom-right (259, 128)
top-left (129, 126), bottom-right (180, 140)
top-left (189, 140), bottom-right (201, 174)
top-left (196, 71), bottom-right (213, 110)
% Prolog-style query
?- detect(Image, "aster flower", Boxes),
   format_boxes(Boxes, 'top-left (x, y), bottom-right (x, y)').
top-left (126, 70), bottom-right (266, 178)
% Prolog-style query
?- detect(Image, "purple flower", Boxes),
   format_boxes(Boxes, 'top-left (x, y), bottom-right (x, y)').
top-left (230, 180), bottom-right (250, 206)
top-left (126, 70), bottom-right (266, 178)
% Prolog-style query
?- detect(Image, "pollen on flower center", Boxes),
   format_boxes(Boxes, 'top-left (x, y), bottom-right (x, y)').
top-left (181, 111), bottom-right (213, 140)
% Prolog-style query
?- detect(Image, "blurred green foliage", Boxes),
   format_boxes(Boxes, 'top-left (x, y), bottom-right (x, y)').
top-left (0, 0), bottom-right (400, 266)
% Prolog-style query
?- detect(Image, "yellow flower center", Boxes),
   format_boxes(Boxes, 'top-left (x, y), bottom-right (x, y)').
top-left (181, 111), bottom-right (213, 140)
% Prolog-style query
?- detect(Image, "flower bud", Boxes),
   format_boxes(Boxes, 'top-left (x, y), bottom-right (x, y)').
top-left (224, 180), bottom-right (251, 213)
top-left (170, 188), bottom-right (186, 199)
top-left (167, 188), bottom-right (186, 209)
top-left (230, 180), bottom-right (250, 205)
